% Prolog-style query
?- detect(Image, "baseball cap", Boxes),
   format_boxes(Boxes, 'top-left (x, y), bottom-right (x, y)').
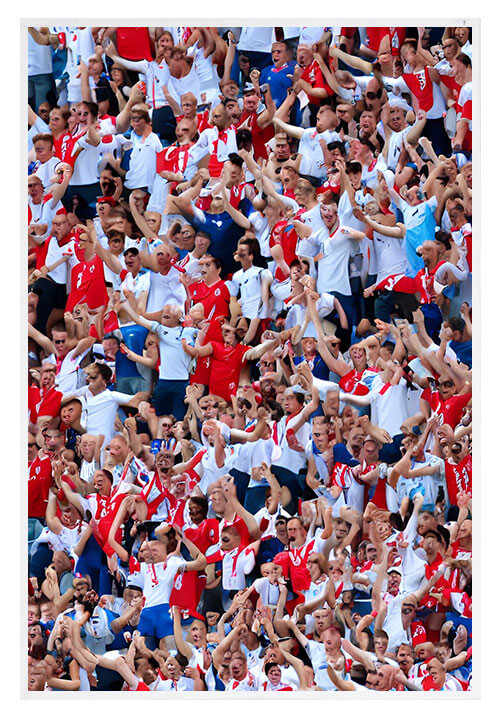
top-left (387, 566), bottom-right (402, 575)
top-left (123, 246), bottom-right (140, 256)
top-left (243, 82), bottom-right (258, 94)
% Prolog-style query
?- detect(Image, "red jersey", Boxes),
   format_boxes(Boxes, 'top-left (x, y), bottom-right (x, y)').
top-left (444, 455), bottom-right (472, 506)
top-left (84, 485), bottom-right (131, 557)
top-left (269, 214), bottom-right (304, 281)
top-left (299, 60), bottom-right (334, 106)
top-left (207, 125), bottom-right (237, 178)
top-left (421, 553), bottom-right (449, 610)
top-left (228, 182), bottom-right (252, 209)
top-left (189, 279), bottom-right (231, 323)
top-left (184, 518), bottom-right (220, 553)
top-left (88, 310), bottom-right (119, 340)
top-left (164, 491), bottom-right (187, 528)
top-left (208, 341), bottom-right (250, 402)
top-left (66, 255), bottom-right (109, 313)
top-left (339, 368), bottom-right (372, 396)
top-left (411, 621), bottom-right (428, 648)
top-left (169, 567), bottom-right (206, 620)
top-left (29, 454), bottom-right (53, 518)
top-left (273, 537), bottom-right (320, 593)
top-left (52, 132), bottom-right (73, 163)
top-left (116, 27), bottom-right (153, 61)
top-left (140, 472), bottom-right (169, 520)
top-left (177, 110), bottom-right (212, 134)
top-left (156, 142), bottom-right (192, 177)
top-left (420, 388), bottom-right (471, 429)
top-left (365, 27), bottom-right (406, 56)
top-left (236, 111), bottom-right (274, 160)
top-left (402, 67), bottom-right (436, 112)
top-left (30, 385), bottom-right (63, 422)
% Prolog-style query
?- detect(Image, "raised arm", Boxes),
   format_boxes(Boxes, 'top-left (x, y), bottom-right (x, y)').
top-left (119, 299), bottom-right (154, 330)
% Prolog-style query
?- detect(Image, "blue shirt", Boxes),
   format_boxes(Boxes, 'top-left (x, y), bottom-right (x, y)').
top-left (192, 211), bottom-right (245, 276)
top-left (449, 339), bottom-right (472, 368)
top-left (261, 61), bottom-right (297, 107)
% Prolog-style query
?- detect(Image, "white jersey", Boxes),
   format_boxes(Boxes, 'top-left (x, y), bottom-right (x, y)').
top-left (225, 670), bottom-right (259, 691)
top-left (314, 224), bottom-right (360, 296)
top-left (150, 322), bottom-right (197, 381)
top-left (155, 676), bottom-right (195, 691)
top-left (221, 544), bottom-right (256, 591)
top-left (386, 127), bottom-right (411, 172)
top-left (231, 266), bottom-right (273, 319)
top-left (34, 523), bottom-right (86, 554)
top-left (298, 128), bottom-right (342, 181)
top-left (371, 228), bottom-right (407, 284)
top-left (146, 268), bottom-right (187, 313)
top-left (129, 555), bottom-right (186, 608)
top-left (368, 375), bottom-right (410, 438)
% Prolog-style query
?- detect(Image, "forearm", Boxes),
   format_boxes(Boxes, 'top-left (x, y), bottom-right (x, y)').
top-left (330, 46), bottom-right (373, 75)
top-left (273, 116), bottom-right (303, 140)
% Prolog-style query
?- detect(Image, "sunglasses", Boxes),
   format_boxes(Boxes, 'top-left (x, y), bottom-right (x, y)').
top-left (366, 90), bottom-right (382, 100)
top-left (53, 339), bottom-right (66, 344)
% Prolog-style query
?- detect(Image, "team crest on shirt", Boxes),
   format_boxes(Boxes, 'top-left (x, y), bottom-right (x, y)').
top-left (215, 288), bottom-right (221, 296)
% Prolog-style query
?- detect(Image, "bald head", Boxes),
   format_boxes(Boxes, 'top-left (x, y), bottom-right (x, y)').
top-left (212, 104), bottom-right (228, 129)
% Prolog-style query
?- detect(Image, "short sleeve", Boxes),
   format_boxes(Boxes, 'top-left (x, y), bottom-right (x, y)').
top-left (192, 207), bottom-right (206, 225)
top-left (225, 279), bottom-right (238, 296)
top-left (110, 391), bottom-right (136, 405)
top-left (427, 195), bottom-right (438, 212)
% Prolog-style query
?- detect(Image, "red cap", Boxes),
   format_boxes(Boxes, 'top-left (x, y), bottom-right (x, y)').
top-left (97, 196), bottom-right (116, 206)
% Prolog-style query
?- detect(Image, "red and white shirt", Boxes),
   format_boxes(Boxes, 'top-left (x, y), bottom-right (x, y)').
top-left (128, 554), bottom-right (186, 608)
top-left (225, 670), bottom-right (258, 691)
